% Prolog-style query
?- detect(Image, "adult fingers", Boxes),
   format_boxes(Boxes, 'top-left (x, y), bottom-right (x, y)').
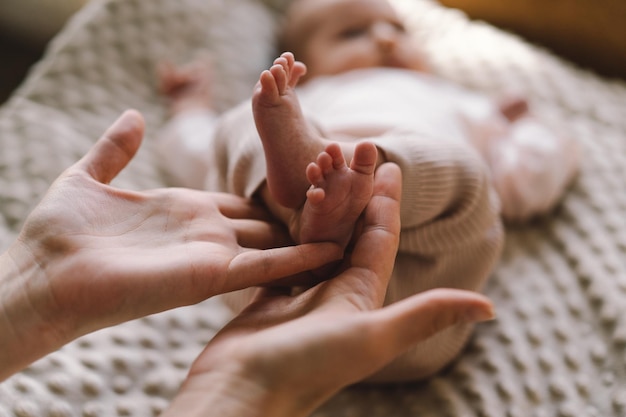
top-left (225, 242), bottom-right (343, 291)
top-left (348, 162), bottom-right (403, 301)
top-left (77, 110), bottom-right (145, 184)
top-left (371, 288), bottom-right (494, 358)
top-left (233, 218), bottom-right (293, 249)
top-left (213, 192), bottom-right (273, 221)
top-left (311, 289), bottom-right (494, 386)
top-left (212, 193), bottom-right (292, 248)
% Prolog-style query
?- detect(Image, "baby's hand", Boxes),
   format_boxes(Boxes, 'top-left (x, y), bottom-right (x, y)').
top-left (497, 94), bottom-right (529, 122)
top-left (493, 115), bottom-right (580, 222)
top-left (157, 55), bottom-right (214, 116)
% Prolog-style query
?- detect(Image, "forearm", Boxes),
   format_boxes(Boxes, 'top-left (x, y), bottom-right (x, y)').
top-left (0, 241), bottom-right (67, 381)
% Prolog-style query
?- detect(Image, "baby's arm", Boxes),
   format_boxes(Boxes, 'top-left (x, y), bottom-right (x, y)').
top-left (157, 109), bottom-right (219, 189)
top-left (462, 96), bottom-right (580, 222)
top-left (487, 114), bottom-right (580, 222)
top-left (156, 58), bottom-right (218, 189)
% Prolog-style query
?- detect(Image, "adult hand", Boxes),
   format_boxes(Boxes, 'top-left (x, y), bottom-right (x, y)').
top-left (164, 162), bottom-right (495, 417)
top-left (0, 110), bottom-right (341, 380)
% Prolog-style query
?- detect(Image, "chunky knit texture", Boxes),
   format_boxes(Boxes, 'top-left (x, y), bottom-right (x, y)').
top-left (1, 0), bottom-right (626, 415)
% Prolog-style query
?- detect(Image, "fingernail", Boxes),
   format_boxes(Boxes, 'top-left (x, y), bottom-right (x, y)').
top-left (465, 305), bottom-right (496, 323)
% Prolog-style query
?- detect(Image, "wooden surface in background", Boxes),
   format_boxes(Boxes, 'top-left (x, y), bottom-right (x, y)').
top-left (438, 0), bottom-right (626, 80)
top-left (0, 31), bottom-right (44, 104)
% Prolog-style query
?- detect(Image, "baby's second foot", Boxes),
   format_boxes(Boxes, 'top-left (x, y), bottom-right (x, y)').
top-left (253, 52), bottom-right (323, 208)
top-left (297, 142), bottom-right (378, 249)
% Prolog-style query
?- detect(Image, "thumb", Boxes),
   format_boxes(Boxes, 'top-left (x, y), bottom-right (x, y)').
top-left (372, 288), bottom-right (494, 356)
top-left (78, 110), bottom-right (145, 184)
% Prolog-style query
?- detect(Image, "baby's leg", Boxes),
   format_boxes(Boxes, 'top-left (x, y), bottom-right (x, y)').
top-left (298, 142), bottom-right (377, 248)
top-left (221, 141), bottom-right (377, 314)
top-left (252, 52), bottom-right (327, 209)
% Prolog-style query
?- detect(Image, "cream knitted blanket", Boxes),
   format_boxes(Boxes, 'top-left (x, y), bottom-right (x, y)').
top-left (1, 0), bottom-right (625, 416)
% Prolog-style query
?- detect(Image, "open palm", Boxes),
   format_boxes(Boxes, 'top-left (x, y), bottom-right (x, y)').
top-left (15, 110), bottom-right (342, 340)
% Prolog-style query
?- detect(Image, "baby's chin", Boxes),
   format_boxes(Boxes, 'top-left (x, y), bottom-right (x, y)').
top-left (383, 58), bottom-right (429, 73)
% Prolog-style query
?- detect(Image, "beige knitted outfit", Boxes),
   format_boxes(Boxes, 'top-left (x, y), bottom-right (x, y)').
top-left (3, 0), bottom-right (624, 414)
top-left (158, 68), bottom-right (582, 380)
top-left (160, 71), bottom-right (511, 381)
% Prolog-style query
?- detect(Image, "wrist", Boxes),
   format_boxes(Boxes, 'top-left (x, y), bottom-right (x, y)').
top-left (165, 349), bottom-right (328, 417)
top-left (164, 363), bottom-right (306, 417)
top-left (0, 240), bottom-right (68, 381)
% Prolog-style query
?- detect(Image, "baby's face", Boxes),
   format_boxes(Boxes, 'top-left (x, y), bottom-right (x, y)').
top-left (283, 0), bottom-right (427, 81)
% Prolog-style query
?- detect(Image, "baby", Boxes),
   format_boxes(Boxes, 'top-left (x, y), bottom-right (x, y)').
top-left (158, 0), bottom-right (579, 382)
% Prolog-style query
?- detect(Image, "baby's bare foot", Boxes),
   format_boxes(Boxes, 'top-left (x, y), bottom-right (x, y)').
top-left (298, 142), bottom-right (378, 249)
top-left (253, 52), bottom-right (325, 208)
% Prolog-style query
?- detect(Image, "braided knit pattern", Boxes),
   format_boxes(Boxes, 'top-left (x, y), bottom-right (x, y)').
top-left (1, 0), bottom-right (625, 415)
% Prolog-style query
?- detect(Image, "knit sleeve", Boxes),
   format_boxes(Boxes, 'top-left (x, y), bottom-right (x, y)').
top-left (156, 109), bottom-right (219, 190)
top-left (485, 116), bottom-right (581, 222)
top-left (205, 100), bottom-right (268, 196)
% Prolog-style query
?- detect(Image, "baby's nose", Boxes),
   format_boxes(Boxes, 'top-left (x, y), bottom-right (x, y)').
top-left (373, 22), bottom-right (399, 49)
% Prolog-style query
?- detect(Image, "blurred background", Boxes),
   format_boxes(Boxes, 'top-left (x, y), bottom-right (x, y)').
top-left (0, 0), bottom-right (87, 103)
top-left (440, 0), bottom-right (626, 81)
top-left (0, 0), bottom-right (624, 104)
